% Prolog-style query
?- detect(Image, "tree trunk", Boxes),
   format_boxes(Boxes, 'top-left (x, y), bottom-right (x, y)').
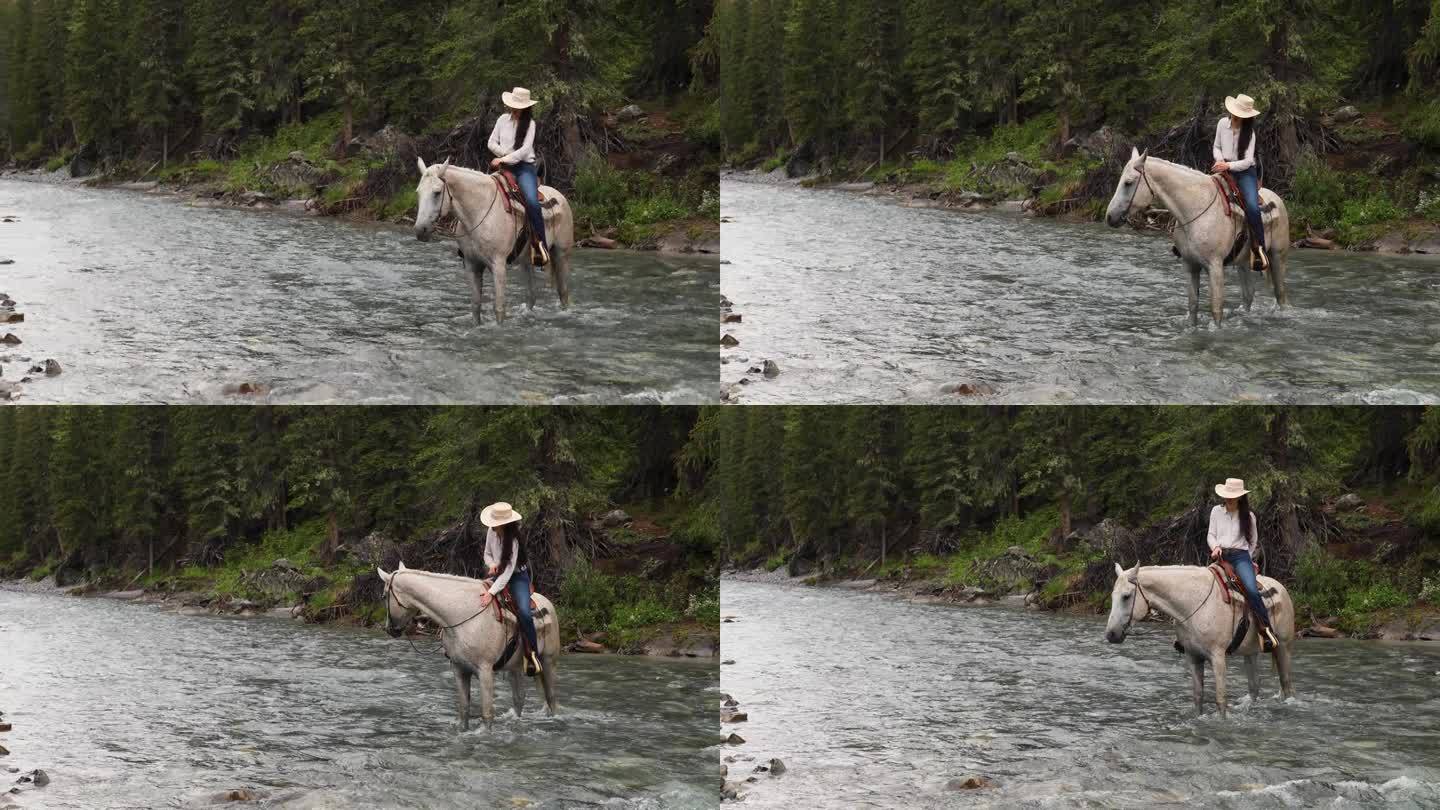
top-left (325, 511), bottom-right (339, 563)
top-left (1059, 490), bottom-right (1072, 538)
top-left (880, 523), bottom-right (887, 567)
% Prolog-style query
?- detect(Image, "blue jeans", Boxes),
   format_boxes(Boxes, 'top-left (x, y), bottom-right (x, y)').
top-left (1221, 549), bottom-right (1272, 627)
top-left (510, 162), bottom-right (548, 247)
top-left (1230, 167), bottom-right (1266, 252)
top-left (508, 567), bottom-right (539, 655)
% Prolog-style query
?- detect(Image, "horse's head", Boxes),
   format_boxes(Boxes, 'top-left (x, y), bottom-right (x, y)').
top-left (1105, 562), bottom-right (1150, 644)
top-left (413, 157), bottom-right (453, 242)
top-left (377, 562), bottom-right (418, 638)
top-left (1105, 148), bottom-right (1153, 228)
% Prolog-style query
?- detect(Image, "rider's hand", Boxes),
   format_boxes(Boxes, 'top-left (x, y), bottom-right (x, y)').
top-left (480, 592), bottom-right (493, 608)
top-left (487, 565), bottom-right (499, 576)
top-left (1212, 161), bottom-right (1229, 173)
top-left (490, 158), bottom-right (502, 169)
top-left (1210, 547), bottom-right (1221, 561)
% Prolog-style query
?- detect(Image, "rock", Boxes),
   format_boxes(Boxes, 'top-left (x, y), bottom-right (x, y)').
top-left (0, 723), bottom-right (9, 732)
top-left (721, 781), bottom-right (740, 800)
top-left (1073, 518), bottom-right (1139, 557)
top-left (617, 104), bottom-right (645, 121)
top-left (722, 313), bottom-right (742, 324)
top-left (1332, 105), bottom-right (1362, 123)
top-left (1076, 126), bottom-right (1125, 159)
top-left (1303, 623), bottom-right (1341, 638)
top-left (947, 775), bottom-right (996, 790)
top-left (721, 697), bottom-right (739, 708)
top-left (834, 182), bottom-right (875, 192)
top-left (940, 382), bottom-right (997, 397)
top-left (103, 589), bottom-right (144, 600)
top-left (721, 711), bottom-right (748, 723)
top-left (571, 639), bottom-right (606, 653)
top-left (1294, 236), bottom-right (1339, 250)
top-left (221, 382), bottom-right (271, 397)
top-left (288, 151), bottom-right (308, 163)
top-left (1411, 237), bottom-right (1440, 255)
top-left (768, 758), bottom-right (786, 775)
top-left (41, 359), bottom-right (59, 376)
top-left (722, 659), bottom-right (736, 665)
top-left (580, 236), bottom-right (619, 249)
top-left (0, 313), bottom-right (20, 324)
top-left (1374, 232), bottom-right (1410, 254)
top-left (724, 733), bottom-right (745, 744)
top-left (272, 558), bottom-right (300, 572)
top-left (721, 333), bottom-right (739, 347)
top-left (761, 360), bottom-right (780, 378)
top-left (216, 788), bottom-right (260, 802)
top-left (1335, 493), bottom-right (1364, 511)
top-left (239, 190), bottom-right (274, 205)
top-left (720, 295), bottom-right (734, 310)
top-left (0, 745), bottom-right (7, 756)
top-left (18, 770), bottom-right (48, 787)
top-left (600, 509), bottom-right (631, 528)
top-left (0, 259), bottom-right (11, 265)
top-left (1005, 151), bottom-right (1026, 164)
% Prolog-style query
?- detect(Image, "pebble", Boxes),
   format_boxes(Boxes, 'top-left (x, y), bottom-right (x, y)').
top-left (721, 334), bottom-right (739, 347)
top-left (725, 733), bottom-right (746, 744)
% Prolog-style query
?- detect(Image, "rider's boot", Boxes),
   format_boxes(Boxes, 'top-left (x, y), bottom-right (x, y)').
top-left (1251, 243), bottom-right (1269, 274)
top-left (1259, 622), bottom-right (1278, 652)
top-left (524, 649), bottom-right (542, 676)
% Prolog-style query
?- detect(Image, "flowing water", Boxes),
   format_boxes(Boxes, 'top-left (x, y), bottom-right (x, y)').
top-left (721, 579), bottom-right (1440, 808)
top-left (721, 176), bottom-right (1440, 404)
top-left (0, 177), bottom-right (717, 404)
top-left (0, 588), bottom-right (718, 809)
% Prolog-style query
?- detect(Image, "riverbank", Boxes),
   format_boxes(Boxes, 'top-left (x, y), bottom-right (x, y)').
top-left (724, 490), bottom-right (1440, 643)
top-left (4, 100), bottom-right (719, 256)
top-left (3, 506), bottom-right (719, 660)
top-left (733, 102), bottom-right (1440, 254)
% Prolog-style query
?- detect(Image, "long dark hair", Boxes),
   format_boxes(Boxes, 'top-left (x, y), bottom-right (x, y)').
top-left (1236, 493), bottom-right (1254, 544)
top-left (1236, 117), bottom-right (1254, 162)
top-left (495, 521), bottom-right (528, 575)
top-left (512, 108), bottom-right (534, 152)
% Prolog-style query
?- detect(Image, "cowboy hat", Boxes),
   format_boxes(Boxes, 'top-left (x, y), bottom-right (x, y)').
top-left (1215, 478), bottom-right (1251, 499)
top-left (502, 87), bottom-right (538, 110)
top-left (481, 501), bottom-right (523, 527)
top-left (1224, 94), bottom-right (1261, 119)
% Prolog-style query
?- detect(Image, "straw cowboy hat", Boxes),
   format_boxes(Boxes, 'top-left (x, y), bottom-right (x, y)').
top-left (502, 87), bottom-right (538, 110)
top-left (481, 501), bottom-right (523, 528)
top-left (1215, 478), bottom-right (1251, 499)
top-left (1225, 94), bottom-right (1261, 119)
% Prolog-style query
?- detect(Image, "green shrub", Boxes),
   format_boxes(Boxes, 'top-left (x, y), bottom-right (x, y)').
top-left (1337, 193), bottom-right (1406, 244)
top-left (28, 560), bottom-right (55, 581)
top-left (686, 588), bottom-right (721, 625)
top-left (573, 152), bottom-right (631, 230)
top-left (1289, 153), bottom-right (1351, 231)
top-left (559, 558), bottom-right (619, 636)
top-left (1401, 99), bottom-right (1440, 149)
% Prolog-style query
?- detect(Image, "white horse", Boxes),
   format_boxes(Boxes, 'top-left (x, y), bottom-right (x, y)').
top-left (413, 157), bottom-right (576, 325)
top-left (1105, 563), bottom-right (1296, 717)
top-left (1105, 148), bottom-right (1290, 326)
top-left (378, 562), bottom-right (560, 730)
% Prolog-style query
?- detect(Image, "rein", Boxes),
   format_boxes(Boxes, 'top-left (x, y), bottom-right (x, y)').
top-left (1128, 162), bottom-right (1221, 231)
top-left (384, 571), bottom-right (499, 656)
top-left (438, 173), bottom-right (503, 240)
top-left (1127, 566), bottom-right (1217, 632)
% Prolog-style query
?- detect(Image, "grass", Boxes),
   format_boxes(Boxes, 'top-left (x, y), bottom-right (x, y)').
top-left (556, 559), bottom-right (694, 651)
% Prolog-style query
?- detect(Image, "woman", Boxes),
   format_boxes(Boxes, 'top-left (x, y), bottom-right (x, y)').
top-left (1207, 477), bottom-right (1279, 652)
top-left (1211, 94), bottom-right (1267, 273)
top-left (487, 86), bottom-right (549, 267)
top-left (481, 501), bottom-right (542, 676)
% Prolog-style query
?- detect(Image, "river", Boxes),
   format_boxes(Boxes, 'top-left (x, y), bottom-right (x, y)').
top-left (0, 588), bottom-right (718, 809)
top-left (721, 176), bottom-right (1440, 404)
top-left (721, 579), bottom-right (1440, 808)
top-left (0, 178), bottom-right (717, 404)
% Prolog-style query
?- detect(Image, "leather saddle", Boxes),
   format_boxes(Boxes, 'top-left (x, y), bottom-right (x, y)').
top-left (1209, 561), bottom-right (1278, 653)
top-left (494, 169), bottom-right (553, 211)
top-left (1213, 172), bottom-right (1277, 221)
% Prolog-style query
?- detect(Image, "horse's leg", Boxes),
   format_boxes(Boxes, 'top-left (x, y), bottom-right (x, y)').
top-left (509, 668), bottom-right (525, 718)
top-left (1270, 250), bottom-right (1288, 307)
top-left (464, 255), bottom-right (486, 326)
top-left (1245, 654), bottom-right (1261, 701)
top-left (1207, 260), bottom-right (1226, 325)
top-left (1184, 261), bottom-right (1202, 327)
top-left (452, 663), bottom-right (472, 732)
top-left (540, 655), bottom-right (559, 716)
top-left (1190, 654), bottom-right (1206, 716)
top-left (552, 248), bottom-right (572, 310)
top-left (491, 253), bottom-right (509, 324)
top-left (1211, 651), bottom-right (1229, 717)
top-left (1239, 255), bottom-right (1255, 311)
top-left (478, 663), bottom-right (496, 728)
top-left (522, 247), bottom-right (537, 311)
top-left (1274, 641), bottom-right (1296, 699)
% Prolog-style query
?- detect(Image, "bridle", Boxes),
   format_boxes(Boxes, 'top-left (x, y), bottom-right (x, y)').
top-left (431, 170), bottom-right (503, 240)
top-left (1122, 565), bottom-right (1216, 635)
top-left (1121, 160), bottom-right (1221, 231)
top-left (383, 571), bottom-right (495, 637)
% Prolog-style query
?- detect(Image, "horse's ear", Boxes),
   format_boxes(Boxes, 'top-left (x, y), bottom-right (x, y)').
top-left (1137, 149), bottom-right (1148, 163)
top-left (377, 567), bottom-right (392, 583)
top-left (416, 156), bottom-right (427, 174)
top-left (437, 157), bottom-right (451, 179)
top-left (397, 560), bottom-right (407, 570)
top-left (1114, 562), bottom-right (1125, 579)
top-left (1130, 146), bottom-right (1140, 162)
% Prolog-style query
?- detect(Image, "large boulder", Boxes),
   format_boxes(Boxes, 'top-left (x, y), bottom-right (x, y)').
top-left (976, 546), bottom-right (1044, 593)
top-left (1073, 518), bottom-right (1139, 558)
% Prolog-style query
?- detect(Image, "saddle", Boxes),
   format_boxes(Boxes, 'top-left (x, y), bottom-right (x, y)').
top-left (483, 584), bottom-right (548, 670)
top-left (1208, 561), bottom-right (1278, 654)
top-left (493, 169), bottom-right (557, 213)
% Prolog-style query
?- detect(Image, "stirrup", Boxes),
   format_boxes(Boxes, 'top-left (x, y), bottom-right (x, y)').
top-left (523, 650), bottom-right (542, 676)
top-left (531, 240), bottom-right (549, 267)
top-left (1250, 246), bottom-right (1268, 273)
top-left (1259, 626), bottom-right (1277, 652)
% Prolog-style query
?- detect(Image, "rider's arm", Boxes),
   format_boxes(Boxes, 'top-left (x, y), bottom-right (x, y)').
top-left (1212, 119), bottom-right (1226, 164)
top-left (1206, 506), bottom-right (1221, 554)
top-left (497, 120), bottom-right (536, 166)
top-left (488, 540), bottom-right (518, 596)
top-left (1228, 128), bottom-right (1256, 173)
top-left (1248, 513), bottom-right (1259, 558)
top-left (483, 528), bottom-right (500, 571)
top-left (488, 118), bottom-right (509, 158)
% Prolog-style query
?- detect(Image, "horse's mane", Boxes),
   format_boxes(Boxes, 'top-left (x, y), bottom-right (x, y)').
top-left (1142, 157), bottom-right (1210, 182)
top-left (395, 568), bottom-right (485, 585)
